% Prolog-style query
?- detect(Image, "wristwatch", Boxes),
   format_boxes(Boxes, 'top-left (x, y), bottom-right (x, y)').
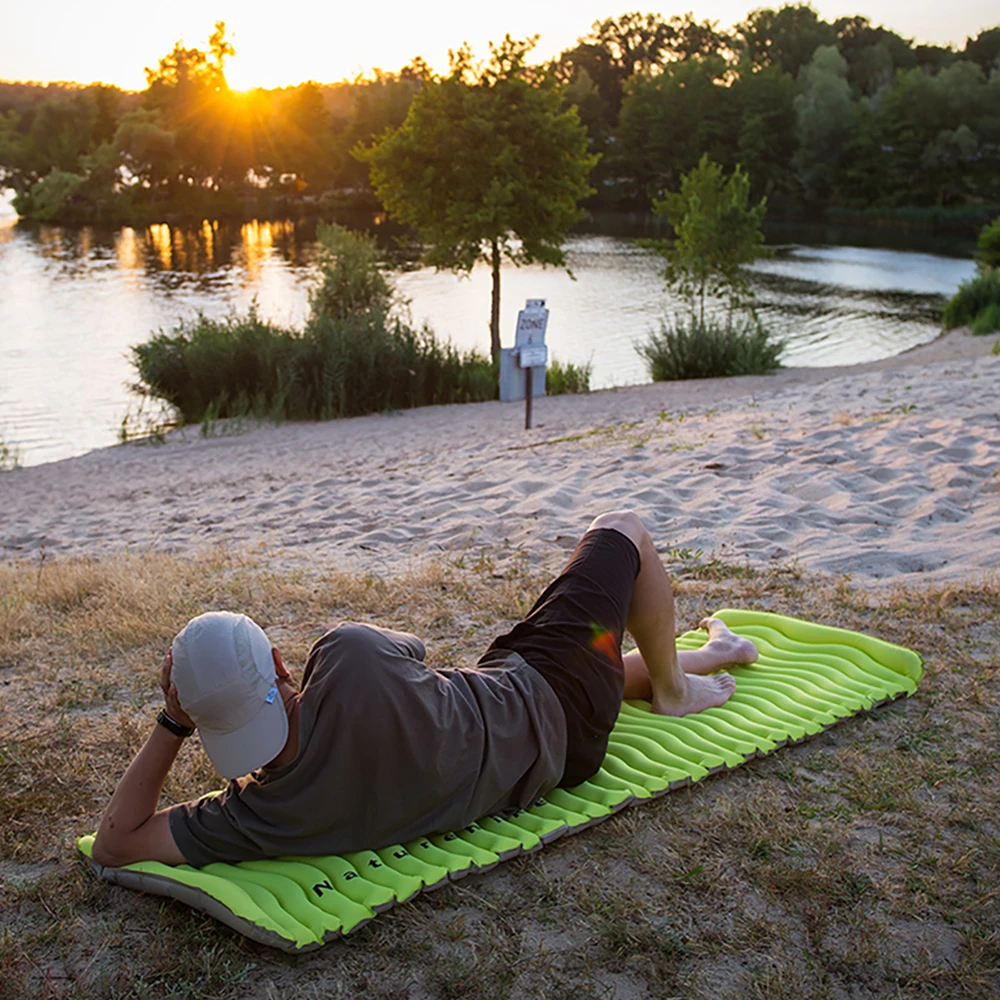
top-left (157, 708), bottom-right (194, 738)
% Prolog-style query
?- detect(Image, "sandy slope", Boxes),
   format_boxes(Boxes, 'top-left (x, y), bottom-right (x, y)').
top-left (2, 330), bottom-right (997, 587)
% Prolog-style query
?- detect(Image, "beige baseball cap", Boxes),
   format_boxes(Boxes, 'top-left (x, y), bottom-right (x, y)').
top-left (171, 612), bottom-right (289, 778)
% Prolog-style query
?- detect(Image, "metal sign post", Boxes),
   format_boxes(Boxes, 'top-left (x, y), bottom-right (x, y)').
top-left (514, 300), bottom-right (549, 430)
top-left (518, 343), bottom-right (548, 429)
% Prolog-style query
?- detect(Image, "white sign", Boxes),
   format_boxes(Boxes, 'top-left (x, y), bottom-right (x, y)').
top-left (518, 345), bottom-right (548, 368)
top-left (515, 299), bottom-right (549, 348)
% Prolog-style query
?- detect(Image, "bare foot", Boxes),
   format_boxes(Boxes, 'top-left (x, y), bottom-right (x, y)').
top-left (652, 672), bottom-right (736, 717)
top-left (677, 617), bottom-right (759, 676)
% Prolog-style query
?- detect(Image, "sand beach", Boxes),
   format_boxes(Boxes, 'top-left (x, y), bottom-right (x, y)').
top-left (2, 329), bottom-right (997, 587)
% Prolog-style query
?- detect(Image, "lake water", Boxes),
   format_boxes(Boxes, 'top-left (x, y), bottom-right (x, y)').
top-left (0, 205), bottom-right (977, 467)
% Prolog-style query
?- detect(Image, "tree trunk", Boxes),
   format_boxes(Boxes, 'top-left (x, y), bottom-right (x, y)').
top-left (490, 238), bottom-right (501, 364)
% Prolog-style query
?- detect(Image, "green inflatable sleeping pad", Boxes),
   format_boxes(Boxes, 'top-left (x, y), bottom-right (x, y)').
top-left (78, 608), bottom-right (922, 952)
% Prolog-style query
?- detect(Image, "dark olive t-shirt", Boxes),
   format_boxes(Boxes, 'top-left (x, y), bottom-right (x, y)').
top-left (168, 622), bottom-right (567, 866)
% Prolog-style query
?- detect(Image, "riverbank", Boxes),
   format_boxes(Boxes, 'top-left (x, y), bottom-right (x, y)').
top-left (2, 328), bottom-right (997, 587)
top-left (4, 219), bottom-right (973, 466)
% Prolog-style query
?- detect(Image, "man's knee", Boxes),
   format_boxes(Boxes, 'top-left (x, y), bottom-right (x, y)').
top-left (587, 510), bottom-right (649, 554)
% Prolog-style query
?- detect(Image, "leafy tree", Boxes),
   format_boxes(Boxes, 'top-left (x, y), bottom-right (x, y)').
top-left (877, 62), bottom-right (997, 204)
top-left (615, 56), bottom-right (737, 204)
top-left (141, 21), bottom-right (242, 190)
top-left (731, 64), bottom-right (798, 202)
top-left (964, 26), bottom-right (1000, 76)
top-left (363, 36), bottom-right (597, 361)
top-left (557, 11), bottom-right (731, 133)
top-left (921, 124), bottom-right (979, 204)
top-left (113, 108), bottom-right (178, 193)
top-left (0, 111), bottom-right (24, 194)
top-left (333, 71), bottom-right (420, 191)
top-left (91, 85), bottom-right (122, 146)
top-left (561, 65), bottom-right (611, 148)
top-left (792, 46), bottom-right (855, 204)
top-left (272, 82), bottom-right (338, 190)
top-left (638, 156), bottom-right (782, 380)
top-left (13, 168), bottom-right (85, 220)
top-left (840, 98), bottom-right (887, 206)
top-left (665, 13), bottom-right (733, 61)
top-left (914, 44), bottom-right (957, 74)
top-left (575, 11), bottom-right (678, 121)
top-left (833, 16), bottom-right (916, 97)
top-left (0, 94), bottom-right (96, 195)
top-left (735, 4), bottom-right (836, 79)
top-left (645, 154), bottom-right (770, 324)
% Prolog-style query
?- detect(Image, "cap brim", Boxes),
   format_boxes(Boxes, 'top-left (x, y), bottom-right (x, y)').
top-left (198, 696), bottom-right (290, 779)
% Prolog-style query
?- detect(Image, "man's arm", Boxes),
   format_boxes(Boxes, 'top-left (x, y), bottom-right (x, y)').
top-left (91, 725), bottom-right (187, 867)
top-left (91, 650), bottom-right (189, 868)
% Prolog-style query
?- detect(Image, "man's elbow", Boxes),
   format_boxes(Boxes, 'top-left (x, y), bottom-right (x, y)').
top-left (91, 810), bottom-right (185, 868)
top-left (91, 830), bottom-right (129, 868)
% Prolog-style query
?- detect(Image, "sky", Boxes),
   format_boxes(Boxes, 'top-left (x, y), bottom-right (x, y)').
top-left (1, 2), bottom-right (997, 91)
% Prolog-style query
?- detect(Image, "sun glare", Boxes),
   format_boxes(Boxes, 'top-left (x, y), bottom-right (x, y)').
top-left (222, 55), bottom-right (261, 93)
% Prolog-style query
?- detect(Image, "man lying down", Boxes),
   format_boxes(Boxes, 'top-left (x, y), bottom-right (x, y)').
top-left (92, 510), bottom-right (759, 868)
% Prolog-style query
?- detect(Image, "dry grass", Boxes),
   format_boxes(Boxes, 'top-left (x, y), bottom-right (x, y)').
top-left (1, 547), bottom-right (997, 999)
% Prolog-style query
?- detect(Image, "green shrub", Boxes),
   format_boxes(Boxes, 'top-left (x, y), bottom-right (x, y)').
top-left (12, 169), bottom-right (85, 221)
top-left (546, 358), bottom-right (592, 395)
top-left (132, 224), bottom-right (499, 425)
top-left (975, 215), bottom-right (1000, 271)
top-left (943, 270), bottom-right (1000, 331)
top-left (309, 222), bottom-right (394, 322)
top-left (637, 315), bottom-right (785, 381)
top-left (970, 302), bottom-right (1000, 335)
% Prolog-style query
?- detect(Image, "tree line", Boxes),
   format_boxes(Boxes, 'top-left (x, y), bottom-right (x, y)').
top-left (1, 8), bottom-right (999, 227)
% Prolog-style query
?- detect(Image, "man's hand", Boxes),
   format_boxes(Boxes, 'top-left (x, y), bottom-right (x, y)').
top-left (160, 648), bottom-right (195, 730)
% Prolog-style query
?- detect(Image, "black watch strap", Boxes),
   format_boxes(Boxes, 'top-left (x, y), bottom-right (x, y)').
top-left (157, 708), bottom-right (194, 738)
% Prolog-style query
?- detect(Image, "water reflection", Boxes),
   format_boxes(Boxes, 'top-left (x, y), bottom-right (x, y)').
top-left (114, 227), bottom-right (142, 271)
top-left (754, 245), bottom-right (968, 296)
top-left (0, 213), bottom-right (978, 467)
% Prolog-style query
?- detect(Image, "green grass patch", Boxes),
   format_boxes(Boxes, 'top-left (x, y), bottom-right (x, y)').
top-left (0, 433), bottom-right (21, 472)
top-left (545, 357), bottom-right (592, 395)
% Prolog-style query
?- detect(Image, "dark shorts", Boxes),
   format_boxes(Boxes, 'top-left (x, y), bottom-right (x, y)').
top-left (481, 527), bottom-right (641, 788)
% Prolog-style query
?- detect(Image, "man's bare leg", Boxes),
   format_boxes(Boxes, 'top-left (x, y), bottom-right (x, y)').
top-left (623, 618), bottom-right (758, 701)
top-left (587, 511), bottom-right (736, 717)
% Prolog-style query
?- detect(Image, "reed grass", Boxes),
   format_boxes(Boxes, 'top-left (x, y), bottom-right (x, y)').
top-left (970, 302), bottom-right (1000, 336)
top-left (637, 316), bottom-right (785, 381)
top-left (130, 224), bottom-right (498, 426)
top-left (546, 357), bottom-right (592, 395)
top-left (943, 269), bottom-right (1000, 334)
top-left (826, 203), bottom-right (1000, 233)
top-left (132, 310), bottom-right (496, 424)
